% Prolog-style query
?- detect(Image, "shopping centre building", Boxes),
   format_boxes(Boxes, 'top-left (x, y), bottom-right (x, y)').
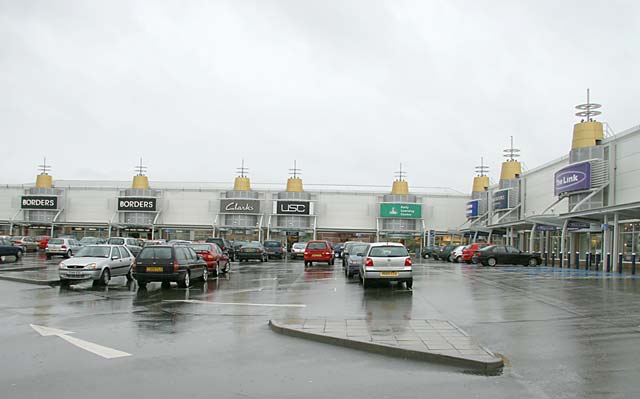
top-left (1, 97), bottom-right (639, 271)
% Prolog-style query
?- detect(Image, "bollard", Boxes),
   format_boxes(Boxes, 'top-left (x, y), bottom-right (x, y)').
top-left (575, 252), bottom-right (580, 270)
top-left (566, 251), bottom-right (570, 269)
top-left (618, 253), bottom-right (624, 274)
top-left (544, 252), bottom-right (548, 266)
top-left (606, 253), bottom-right (611, 273)
top-left (632, 253), bottom-right (637, 275)
top-left (551, 252), bottom-right (556, 267)
top-left (586, 252), bottom-right (591, 271)
top-left (595, 253), bottom-right (601, 271)
top-left (560, 252), bottom-right (564, 268)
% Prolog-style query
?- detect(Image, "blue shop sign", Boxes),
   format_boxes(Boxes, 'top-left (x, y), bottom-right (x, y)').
top-left (493, 189), bottom-right (509, 210)
top-left (554, 162), bottom-right (591, 196)
top-left (466, 200), bottom-right (479, 218)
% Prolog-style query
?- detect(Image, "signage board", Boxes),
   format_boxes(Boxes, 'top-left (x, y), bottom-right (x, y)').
top-left (21, 196), bottom-right (58, 210)
top-left (276, 200), bottom-right (311, 215)
top-left (535, 224), bottom-right (558, 232)
top-left (554, 162), bottom-right (591, 196)
top-left (466, 200), bottom-right (479, 218)
top-left (379, 203), bottom-right (422, 219)
top-left (118, 197), bottom-right (157, 212)
top-left (493, 189), bottom-right (510, 210)
top-left (567, 221), bottom-right (590, 230)
top-left (428, 229), bottom-right (436, 246)
top-left (219, 199), bottom-right (260, 214)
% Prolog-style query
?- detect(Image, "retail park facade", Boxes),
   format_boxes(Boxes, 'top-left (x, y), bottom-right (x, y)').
top-left (1, 111), bottom-right (640, 272)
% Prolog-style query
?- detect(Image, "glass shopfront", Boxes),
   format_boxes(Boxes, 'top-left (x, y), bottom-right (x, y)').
top-left (620, 223), bottom-right (640, 261)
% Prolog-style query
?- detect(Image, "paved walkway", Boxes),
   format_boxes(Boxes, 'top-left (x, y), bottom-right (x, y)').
top-left (270, 318), bottom-right (503, 373)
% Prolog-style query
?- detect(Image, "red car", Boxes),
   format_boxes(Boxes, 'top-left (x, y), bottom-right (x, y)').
top-left (35, 236), bottom-right (50, 250)
top-left (191, 242), bottom-right (230, 276)
top-left (304, 240), bottom-right (335, 267)
top-left (462, 243), bottom-right (492, 264)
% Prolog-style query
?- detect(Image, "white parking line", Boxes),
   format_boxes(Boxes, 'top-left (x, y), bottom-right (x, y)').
top-left (163, 299), bottom-right (306, 308)
top-left (30, 324), bottom-right (131, 359)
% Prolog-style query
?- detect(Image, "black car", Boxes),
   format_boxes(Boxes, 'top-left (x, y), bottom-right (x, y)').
top-left (206, 237), bottom-right (236, 261)
top-left (237, 242), bottom-right (268, 262)
top-left (263, 240), bottom-right (284, 259)
top-left (333, 243), bottom-right (345, 258)
top-left (437, 244), bottom-right (458, 262)
top-left (472, 245), bottom-right (542, 267)
top-left (421, 245), bottom-right (437, 259)
top-left (0, 238), bottom-right (24, 260)
top-left (133, 244), bottom-right (208, 289)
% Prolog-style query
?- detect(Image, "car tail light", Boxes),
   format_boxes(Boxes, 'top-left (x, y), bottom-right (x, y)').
top-left (173, 260), bottom-right (179, 271)
top-left (365, 257), bottom-right (374, 267)
top-left (404, 257), bottom-right (412, 266)
top-left (61, 245), bottom-right (67, 249)
top-left (304, 252), bottom-right (309, 256)
top-left (324, 252), bottom-right (330, 255)
top-left (257, 249), bottom-right (262, 253)
top-left (132, 260), bottom-right (136, 270)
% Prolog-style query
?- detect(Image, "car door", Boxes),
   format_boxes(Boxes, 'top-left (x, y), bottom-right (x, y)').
top-left (506, 246), bottom-right (524, 264)
top-left (117, 246), bottom-right (133, 275)
top-left (493, 246), bottom-right (508, 264)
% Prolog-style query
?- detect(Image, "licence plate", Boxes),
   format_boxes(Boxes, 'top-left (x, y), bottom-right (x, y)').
top-left (146, 267), bottom-right (163, 272)
top-left (67, 271), bottom-right (82, 276)
top-left (312, 254), bottom-right (321, 257)
top-left (246, 249), bottom-right (255, 252)
top-left (380, 271), bottom-right (398, 277)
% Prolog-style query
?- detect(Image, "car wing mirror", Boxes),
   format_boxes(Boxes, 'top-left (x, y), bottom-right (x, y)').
top-left (356, 253), bottom-right (364, 257)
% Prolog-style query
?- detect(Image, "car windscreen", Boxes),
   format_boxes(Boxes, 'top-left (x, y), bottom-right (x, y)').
top-left (191, 244), bottom-right (212, 252)
top-left (263, 241), bottom-right (280, 247)
top-left (351, 244), bottom-right (368, 255)
top-left (138, 247), bottom-right (173, 260)
top-left (49, 239), bottom-right (64, 245)
top-left (107, 238), bottom-right (125, 245)
top-left (307, 242), bottom-right (328, 250)
top-left (369, 246), bottom-right (409, 257)
top-left (75, 246), bottom-right (110, 258)
top-left (241, 243), bottom-right (261, 249)
top-left (292, 243), bottom-right (306, 249)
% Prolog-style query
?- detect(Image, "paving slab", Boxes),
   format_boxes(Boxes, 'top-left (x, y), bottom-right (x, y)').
top-left (269, 318), bottom-right (504, 373)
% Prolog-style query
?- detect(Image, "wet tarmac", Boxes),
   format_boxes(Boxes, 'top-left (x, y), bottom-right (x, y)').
top-left (1, 253), bottom-right (640, 398)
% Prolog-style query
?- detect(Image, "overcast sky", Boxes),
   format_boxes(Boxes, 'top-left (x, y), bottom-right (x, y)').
top-left (1, 0), bottom-right (638, 193)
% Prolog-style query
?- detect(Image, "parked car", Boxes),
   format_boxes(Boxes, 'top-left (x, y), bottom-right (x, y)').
top-left (0, 238), bottom-right (24, 260)
top-left (344, 243), bottom-right (369, 278)
top-left (341, 241), bottom-right (362, 267)
top-left (289, 242), bottom-right (307, 260)
top-left (461, 243), bottom-right (492, 264)
top-left (237, 242), bottom-right (268, 262)
top-left (359, 242), bottom-right (412, 289)
top-left (106, 237), bottom-right (143, 256)
top-left (79, 236), bottom-right (106, 245)
top-left (46, 238), bottom-right (82, 259)
top-left (191, 242), bottom-right (230, 276)
top-left (133, 244), bottom-right (208, 288)
top-left (449, 245), bottom-right (468, 263)
top-left (438, 244), bottom-right (459, 262)
top-left (144, 239), bottom-right (167, 247)
top-left (472, 245), bottom-right (542, 267)
top-left (206, 237), bottom-right (236, 261)
top-left (420, 245), bottom-right (437, 259)
top-left (34, 235), bottom-right (50, 250)
top-left (263, 240), bottom-right (285, 260)
top-left (58, 245), bottom-right (134, 286)
top-left (333, 243), bottom-right (345, 258)
top-left (303, 240), bottom-right (334, 267)
top-left (11, 236), bottom-right (39, 252)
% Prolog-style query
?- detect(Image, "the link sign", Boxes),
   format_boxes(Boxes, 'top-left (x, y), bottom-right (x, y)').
top-left (118, 197), bottom-right (157, 211)
top-left (379, 203), bottom-right (422, 219)
top-left (220, 199), bottom-right (260, 214)
top-left (554, 161), bottom-right (591, 196)
top-left (21, 196), bottom-right (58, 210)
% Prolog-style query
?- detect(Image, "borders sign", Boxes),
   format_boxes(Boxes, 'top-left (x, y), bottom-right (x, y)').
top-left (21, 196), bottom-right (58, 210)
top-left (379, 203), bottom-right (422, 219)
top-left (118, 197), bottom-right (157, 212)
top-left (554, 162), bottom-right (591, 196)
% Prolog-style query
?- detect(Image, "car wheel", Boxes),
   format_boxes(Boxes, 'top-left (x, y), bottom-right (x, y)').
top-left (46, 254), bottom-right (52, 260)
top-left (126, 267), bottom-right (134, 282)
top-left (178, 271), bottom-right (190, 288)
top-left (456, 256), bottom-right (461, 263)
top-left (138, 281), bottom-right (147, 289)
top-left (15, 250), bottom-right (23, 259)
top-left (99, 268), bottom-right (110, 286)
top-left (406, 280), bottom-right (413, 289)
top-left (264, 255), bottom-right (268, 262)
top-left (260, 256), bottom-right (265, 263)
top-left (488, 258), bottom-right (497, 267)
top-left (202, 267), bottom-right (209, 281)
top-left (528, 258), bottom-right (538, 267)
top-left (59, 278), bottom-right (70, 287)
top-left (64, 250), bottom-right (72, 258)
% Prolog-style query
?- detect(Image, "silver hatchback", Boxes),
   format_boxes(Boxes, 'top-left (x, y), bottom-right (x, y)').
top-left (58, 245), bottom-right (134, 286)
top-left (46, 238), bottom-right (83, 259)
top-left (359, 242), bottom-right (413, 289)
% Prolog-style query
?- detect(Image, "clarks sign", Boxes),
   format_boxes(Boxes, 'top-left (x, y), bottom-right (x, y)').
top-left (21, 196), bottom-right (58, 210)
top-left (118, 197), bottom-right (157, 211)
top-left (220, 199), bottom-right (261, 214)
top-left (275, 200), bottom-right (310, 215)
top-left (554, 162), bottom-right (591, 196)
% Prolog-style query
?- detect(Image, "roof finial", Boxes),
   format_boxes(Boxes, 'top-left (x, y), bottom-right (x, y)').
top-left (394, 163), bottom-right (407, 182)
top-left (575, 88), bottom-right (602, 121)
top-left (503, 136), bottom-right (521, 161)
top-left (236, 159), bottom-right (249, 178)
top-left (289, 160), bottom-right (302, 179)
top-left (134, 157), bottom-right (147, 176)
top-left (475, 157), bottom-right (489, 177)
top-left (37, 156), bottom-right (51, 175)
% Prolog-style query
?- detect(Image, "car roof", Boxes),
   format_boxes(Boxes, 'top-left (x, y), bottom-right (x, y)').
top-left (369, 242), bottom-right (405, 247)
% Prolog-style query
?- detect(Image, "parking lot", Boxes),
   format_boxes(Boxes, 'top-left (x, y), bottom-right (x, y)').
top-left (1, 253), bottom-right (640, 398)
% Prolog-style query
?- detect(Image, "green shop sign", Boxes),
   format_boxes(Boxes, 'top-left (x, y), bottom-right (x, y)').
top-left (379, 203), bottom-right (422, 219)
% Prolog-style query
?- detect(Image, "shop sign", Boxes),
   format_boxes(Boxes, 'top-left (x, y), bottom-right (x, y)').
top-left (118, 197), bottom-right (157, 211)
top-left (493, 189), bottom-right (509, 210)
top-left (535, 224), bottom-right (558, 232)
top-left (428, 229), bottom-right (435, 246)
top-left (275, 200), bottom-right (311, 215)
top-left (379, 203), bottom-right (422, 219)
top-left (554, 162), bottom-right (591, 196)
top-left (21, 196), bottom-right (58, 210)
top-left (567, 221), bottom-right (590, 230)
top-left (220, 199), bottom-right (260, 214)
top-left (466, 200), bottom-right (479, 218)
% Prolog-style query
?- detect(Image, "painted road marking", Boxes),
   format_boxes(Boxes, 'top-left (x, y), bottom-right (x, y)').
top-left (30, 324), bottom-right (131, 359)
top-left (163, 299), bottom-right (306, 308)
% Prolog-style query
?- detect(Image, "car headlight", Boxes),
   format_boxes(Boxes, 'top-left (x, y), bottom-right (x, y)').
top-left (86, 263), bottom-right (97, 269)
top-left (58, 262), bottom-right (66, 269)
